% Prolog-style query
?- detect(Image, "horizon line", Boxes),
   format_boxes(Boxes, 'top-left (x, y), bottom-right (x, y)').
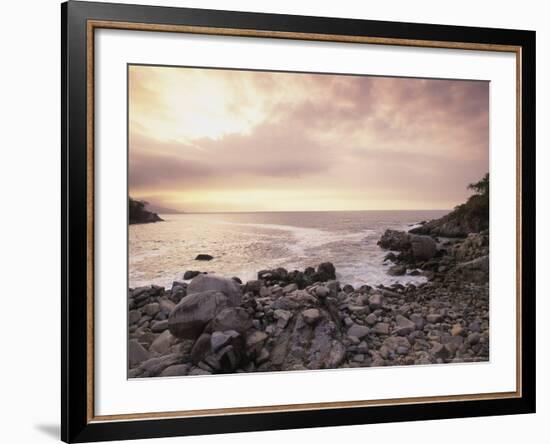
top-left (158, 208), bottom-right (452, 215)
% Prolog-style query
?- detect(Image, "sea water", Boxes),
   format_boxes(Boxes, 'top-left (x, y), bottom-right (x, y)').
top-left (129, 210), bottom-right (447, 289)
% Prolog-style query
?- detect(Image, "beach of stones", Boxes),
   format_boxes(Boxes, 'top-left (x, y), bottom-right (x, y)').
top-left (128, 227), bottom-right (489, 378)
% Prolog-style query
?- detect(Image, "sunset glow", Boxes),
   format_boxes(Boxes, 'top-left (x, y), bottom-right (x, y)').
top-left (129, 65), bottom-right (489, 212)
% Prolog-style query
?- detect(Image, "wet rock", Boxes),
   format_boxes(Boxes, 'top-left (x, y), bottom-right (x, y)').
top-left (378, 229), bottom-right (411, 251)
top-left (184, 270), bottom-right (201, 280)
top-left (244, 279), bottom-right (262, 294)
top-left (316, 262), bottom-right (336, 281)
top-left (195, 254), bottom-right (214, 261)
top-left (388, 265), bottom-right (406, 276)
top-left (342, 284), bottom-right (354, 294)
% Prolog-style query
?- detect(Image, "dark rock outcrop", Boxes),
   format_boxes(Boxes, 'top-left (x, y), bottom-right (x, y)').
top-left (129, 198), bottom-right (163, 225)
top-left (195, 254), bottom-right (214, 261)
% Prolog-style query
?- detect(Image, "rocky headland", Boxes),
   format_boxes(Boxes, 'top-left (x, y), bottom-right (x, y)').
top-left (129, 198), bottom-right (163, 225)
top-left (128, 177), bottom-right (490, 377)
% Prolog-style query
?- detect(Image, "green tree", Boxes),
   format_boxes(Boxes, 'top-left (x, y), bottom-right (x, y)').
top-left (468, 173), bottom-right (489, 196)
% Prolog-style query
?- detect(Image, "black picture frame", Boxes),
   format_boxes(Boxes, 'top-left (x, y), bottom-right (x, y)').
top-left (61, 1), bottom-right (536, 442)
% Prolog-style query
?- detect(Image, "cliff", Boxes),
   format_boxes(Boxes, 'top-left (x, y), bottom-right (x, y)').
top-left (129, 198), bottom-right (164, 225)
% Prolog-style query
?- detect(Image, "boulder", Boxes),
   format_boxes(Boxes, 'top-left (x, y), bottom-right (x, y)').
top-left (160, 364), bottom-right (190, 377)
top-left (388, 265), bottom-right (406, 276)
top-left (150, 330), bottom-right (175, 354)
top-left (151, 319), bottom-right (169, 333)
top-left (195, 254), bottom-right (214, 261)
top-left (410, 235), bottom-right (437, 260)
top-left (316, 262), bottom-right (336, 281)
top-left (368, 293), bottom-right (384, 309)
top-left (187, 274), bottom-right (242, 306)
top-left (138, 353), bottom-right (181, 377)
top-left (377, 229), bottom-right (411, 251)
top-left (394, 315), bottom-right (416, 336)
top-left (315, 286), bottom-right (330, 298)
top-left (210, 330), bottom-right (241, 352)
top-left (426, 313), bottom-right (443, 324)
top-left (168, 290), bottom-right (234, 339)
top-left (128, 339), bottom-right (150, 368)
top-left (268, 310), bottom-right (345, 371)
top-left (207, 307), bottom-right (253, 333)
top-left (128, 310), bottom-right (141, 325)
top-left (373, 322), bottom-right (390, 335)
top-left (191, 333), bottom-right (211, 364)
top-left (246, 330), bottom-right (268, 354)
top-left (143, 302), bottom-right (160, 317)
top-left (244, 280), bottom-right (262, 294)
top-left (431, 342), bottom-right (451, 360)
top-left (347, 324), bottom-right (370, 339)
top-left (302, 308), bottom-right (321, 325)
top-left (183, 270), bottom-right (201, 280)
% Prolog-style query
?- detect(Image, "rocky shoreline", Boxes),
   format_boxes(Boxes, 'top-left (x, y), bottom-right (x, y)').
top-left (128, 223), bottom-right (489, 378)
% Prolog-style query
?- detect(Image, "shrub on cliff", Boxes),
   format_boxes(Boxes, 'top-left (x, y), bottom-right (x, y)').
top-left (410, 174), bottom-right (489, 237)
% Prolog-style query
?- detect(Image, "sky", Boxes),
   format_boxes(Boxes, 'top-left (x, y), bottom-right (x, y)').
top-left (128, 65), bottom-right (489, 213)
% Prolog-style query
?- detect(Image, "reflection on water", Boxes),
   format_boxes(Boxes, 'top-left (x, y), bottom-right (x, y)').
top-left (129, 210), bottom-right (447, 288)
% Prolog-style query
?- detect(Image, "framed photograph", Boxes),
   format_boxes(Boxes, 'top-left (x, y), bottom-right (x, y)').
top-left (62, 1), bottom-right (536, 442)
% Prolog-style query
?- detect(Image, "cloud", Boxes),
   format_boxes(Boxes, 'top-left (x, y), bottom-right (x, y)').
top-left (128, 66), bottom-right (488, 211)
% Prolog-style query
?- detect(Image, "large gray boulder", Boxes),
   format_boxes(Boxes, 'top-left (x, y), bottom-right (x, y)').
top-left (187, 274), bottom-right (242, 305)
top-left (410, 235), bottom-right (437, 260)
top-left (206, 307), bottom-right (253, 333)
top-left (168, 290), bottom-right (234, 339)
top-left (377, 229), bottom-right (411, 251)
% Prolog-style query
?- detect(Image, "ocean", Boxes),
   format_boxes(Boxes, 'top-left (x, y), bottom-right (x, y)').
top-left (129, 210), bottom-right (448, 289)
